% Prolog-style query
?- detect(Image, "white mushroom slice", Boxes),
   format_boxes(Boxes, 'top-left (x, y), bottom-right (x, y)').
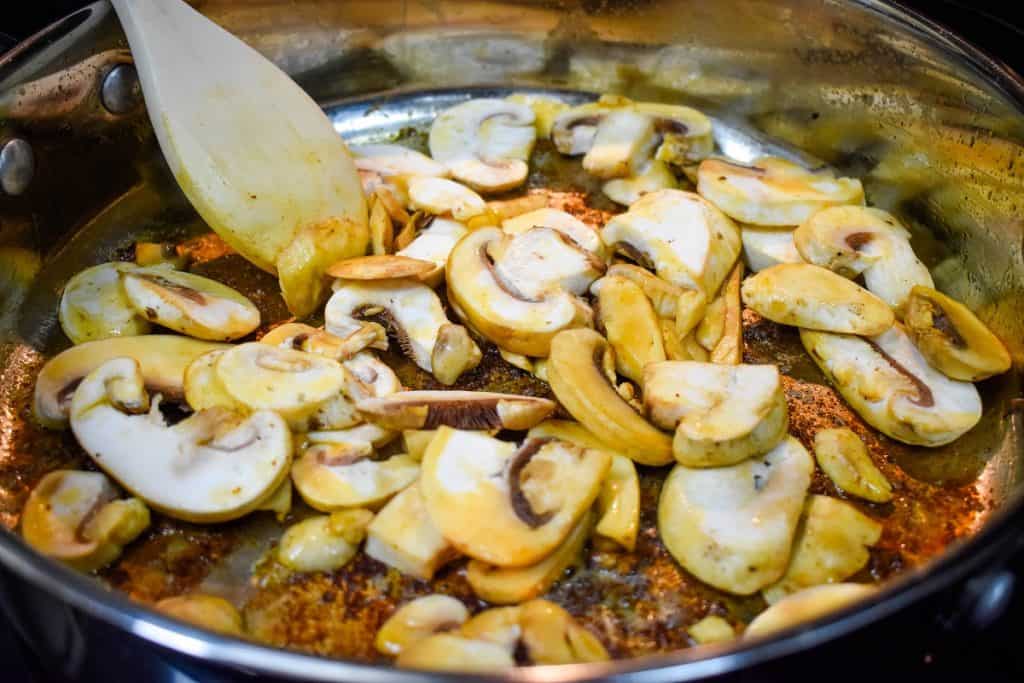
top-left (633, 101), bottom-right (715, 166)
top-left (582, 109), bottom-right (658, 179)
top-left (396, 634), bottom-right (514, 672)
top-left (155, 594), bottom-right (245, 636)
top-left (488, 227), bottom-right (605, 299)
top-left (260, 321), bottom-right (387, 360)
top-left (801, 324), bottom-right (982, 446)
top-left (70, 358), bottom-right (292, 522)
top-left (376, 596), bottom-right (470, 657)
top-left (592, 275), bottom-right (666, 383)
top-left (644, 361), bottom-right (788, 467)
top-left (601, 189), bottom-right (741, 296)
top-left (325, 279), bottom-right (450, 373)
top-left (307, 423), bottom-right (397, 449)
top-left (517, 599), bottom-right (610, 664)
top-left (793, 205), bottom-right (932, 313)
top-left (34, 335), bottom-right (230, 429)
top-left (121, 269), bottom-right (260, 341)
top-left (428, 98), bottom-right (536, 193)
top-left (21, 470), bottom-right (150, 572)
top-left (446, 227), bottom-right (591, 357)
top-left (341, 351), bottom-right (403, 400)
top-left (688, 616), bottom-right (736, 645)
top-left (214, 343), bottom-right (346, 428)
top-left (551, 102), bottom-right (608, 155)
top-left (741, 264), bottom-right (894, 335)
top-left (606, 263), bottom-right (686, 319)
top-left (365, 482), bottom-right (459, 581)
top-left (603, 159), bottom-right (678, 206)
top-left (658, 436), bottom-right (814, 595)
top-left (762, 495), bottom-right (882, 604)
top-left (506, 93), bottom-right (569, 138)
top-left (277, 509), bottom-right (373, 573)
top-left (420, 428), bottom-right (610, 567)
top-left (326, 254), bottom-right (437, 281)
top-left (184, 350), bottom-right (239, 412)
top-left (356, 390), bottom-right (555, 431)
top-left (291, 442), bottom-right (419, 512)
top-left (256, 479), bottom-right (292, 521)
top-left (697, 157), bottom-right (865, 226)
top-left (349, 143), bottom-right (449, 178)
top-left (813, 428), bottom-right (893, 503)
top-left (501, 208), bottom-right (604, 257)
top-left (745, 583), bottom-right (876, 638)
top-left (59, 263), bottom-right (151, 344)
top-left (408, 177), bottom-right (487, 221)
top-left (396, 217), bottom-right (468, 286)
top-left (741, 226), bottom-right (802, 272)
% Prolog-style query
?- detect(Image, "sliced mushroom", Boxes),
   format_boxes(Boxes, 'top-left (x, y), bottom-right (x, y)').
top-left (349, 143), bottom-right (450, 178)
top-left (517, 599), bottom-right (609, 664)
top-left (364, 482), bottom-right (459, 581)
top-left (408, 177), bottom-right (488, 221)
top-left (428, 98), bottom-right (536, 193)
top-left (528, 419), bottom-right (639, 551)
top-left (21, 470), bottom-right (150, 572)
top-left (214, 342), bottom-right (347, 429)
top-left (904, 285), bottom-right (1011, 381)
top-left (375, 595), bottom-right (470, 657)
top-left (396, 633), bottom-right (514, 672)
top-left (135, 242), bottom-right (189, 270)
top-left (592, 275), bottom-right (666, 383)
top-left (488, 227), bottom-right (606, 300)
top-left (431, 323), bottom-right (483, 386)
top-left (446, 227), bottom-right (592, 357)
top-left (709, 261), bottom-right (743, 365)
top-left (34, 335), bottom-right (231, 429)
top-left (184, 350), bottom-right (240, 412)
top-left (601, 189), bottom-right (742, 297)
top-left (396, 217), bottom-right (468, 286)
top-left (291, 442), bottom-right (419, 511)
top-left (801, 324), bottom-right (982, 446)
top-left (745, 583), bottom-right (876, 638)
top-left (356, 390), bottom-right (555, 431)
top-left (741, 225), bottom-right (802, 272)
top-left (325, 278), bottom-right (452, 374)
top-left (459, 605), bottom-right (524, 651)
top-left (697, 157), bottom-right (864, 226)
top-left (582, 109), bottom-right (658, 179)
top-left (307, 423), bottom-right (398, 450)
top-left (326, 254), bottom-right (437, 281)
top-left (59, 263), bottom-right (151, 344)
top-left (402, 430), bottom-right (437, 462)
top-left (501, 207), bottom-right (604, 258)
top-left (603, 159), bottom-right (678, 206)
top-left (547, 328), bottom-right (674, 466)
top-left (499, 347), bottom-right (534, 373)
top-left (741, 263), bottom-right (894, 335)
top-left (420, 428), bottom-right (609, 567)
top-left (551, 101), bottom-right (609, 155)
top-left (506, 93), bottom-right (570, 138)
top-left (675, 288), bottom-right (709, 339)
top-left (121, 269), bottom-right (260, 341)
top-left (793, 205), bottom-right (932, 313)
top-left (155, 594), bottom-right (245, 636)
top-left (368, 194), bottom-right (394, 255)
top-left (277, 509), bottom-right (374, 572)
top-left (70, 358), bottom-right (292, 522)
top-left (644, 361), bottom-right (788, 467)
top-left (813, 428), bottom-right (892, 503)
top-left (658, 436), bottom-right (814, 595)
top-left (260, 321), bottom-right (387, 360)
top-left (256, 479), bottom-right (292, 521)
top-left (688, 616), bottom-right (736, 645)
top-left (467, 510), bottom-right (592, 604)
top-left (606, 263), bottom-right (686, 319)
top-left (487, 192), bottom-right (548, 222)
top-left (762, 495), bottom-right (882, 604)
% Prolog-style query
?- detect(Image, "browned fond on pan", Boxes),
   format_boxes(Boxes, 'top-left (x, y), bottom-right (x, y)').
top-left (0, 141), bottom-right (994, 661)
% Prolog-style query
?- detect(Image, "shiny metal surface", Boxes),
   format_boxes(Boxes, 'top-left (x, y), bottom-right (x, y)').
top-left (1, 0), bottom-right (1024, 680)
top-left (99, 62), bottom-right (142, 115)
top-left (0, 138), bottom-right (34, 195)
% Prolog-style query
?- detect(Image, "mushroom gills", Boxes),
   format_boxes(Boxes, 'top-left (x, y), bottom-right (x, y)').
top-left (800, 324), bottom-right (982, 446)
top-left (420, 428), bottom-right (610, 567)
top-left (58, 262), bottom-right (152, 345)
top-left (658, 436), bottom-right (814, 595)
top-left (364, 482), bottom-right (459, 581)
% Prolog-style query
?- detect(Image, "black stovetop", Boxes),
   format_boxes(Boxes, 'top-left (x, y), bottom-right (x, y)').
top-left (3, 1), bottom-right (1024, 681)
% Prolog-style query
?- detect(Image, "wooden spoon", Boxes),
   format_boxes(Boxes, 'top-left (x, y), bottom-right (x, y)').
top-left (110, 0), bottom-right (368, 317)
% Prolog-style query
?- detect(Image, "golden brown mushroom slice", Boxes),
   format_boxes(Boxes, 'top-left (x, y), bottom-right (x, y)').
top-left (745, 583), bottom-right (877, 638)
top-left (813, 428), bottom-right (892, 503)
top-left (903, 285), bottom-right (1011, 381)
top-left (21, 470), bottom-right (150, 572)
top-left (326, 254), bottom-right (437, 281)
top-left (155, 594), bottom-right (245, 636)
top-left (375, 595), bottom-right (470, 657)
top-left (291, 441), bottom-right (419, 511)
top-left (364, 482), bottom-right (459, 581)
top-left (592, 274), bottom-right (666, 384)
top-left (58, 262), bottom-right (152, 344)
top-left (356, 390), bottom-right (555, 431)
top-left (420, 428), bottom-right (610, 567)
top-left (277, 509), bottom-right (374, 572)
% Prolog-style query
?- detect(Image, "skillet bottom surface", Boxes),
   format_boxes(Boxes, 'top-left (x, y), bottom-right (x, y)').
top-left (0, 88), bottom-right (1011, 662)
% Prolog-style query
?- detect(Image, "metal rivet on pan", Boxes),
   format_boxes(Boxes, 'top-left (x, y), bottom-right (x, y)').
top-left (0, 138), bottom-right (35, 196)
top-left (101, 63), bottom-right (143, 115)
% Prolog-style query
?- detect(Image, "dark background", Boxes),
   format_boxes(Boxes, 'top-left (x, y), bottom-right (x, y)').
top-left (3, 1), bottom-right (1024, 681)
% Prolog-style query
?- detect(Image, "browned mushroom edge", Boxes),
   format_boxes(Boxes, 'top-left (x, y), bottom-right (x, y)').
top-left (507, 437), bottom-right (557, 528)
top-left (864, 339), bottom-right (935, 408)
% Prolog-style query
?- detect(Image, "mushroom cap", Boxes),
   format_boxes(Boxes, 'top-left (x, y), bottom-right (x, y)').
top-left (121, 269), bottom-right (260, 341)
top-left (745, 583), bottom-right (876, 639)
top-left (34, 335), bottom-right (230, 429)
top-left (349, 143), bottom-right (450, 178)
top-left (741, 263), bottom-right (895, 336)
top-left (658, 436), bottom-right (814, 595)
top-left (801, 324), bottom-right (983, 447)
top-left (446, 227), bottom-right (591, 357)
top-left (59, 262), bottom-right (152, 344)
top-left (601, 189), bottom-right (741, 296)
top-left (355, 390), bottom-right (555, 431)
top-left (291, 443), bottom-right (419, 511)
top-left (501, 207), bottom-right (604, 257)
top-left (325, 278), bottom-right (450, 373)
top-left (740, 225), bottom-right (802, 272)
top-left (420, 428), bottom-right (609, 567)
top-left (697, 157), bottom-right (865, 226)
top-left (70, 358), bottom-right (292, 522)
